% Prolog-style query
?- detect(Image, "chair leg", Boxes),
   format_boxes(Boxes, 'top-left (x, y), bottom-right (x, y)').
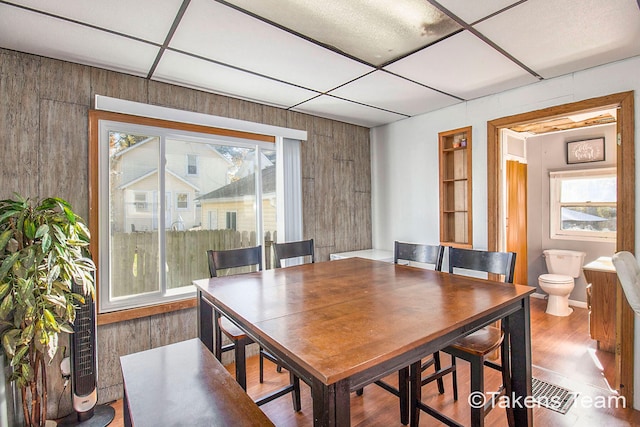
top-left (290, 372), bottom-right (302, 412)
top-left (259, 348), bottom-right (264, 383)
top-left (433, 352), bottom-right (445, 394)
top-left (234, 339), bottom-right (247, 390)
top-left (451, 356), bottom-right (458, 401)
top-left (469, 354), bottom-right (485, 427)
top-left (356, 388), bottom-right (364, 396)
top-left (398, 366), bottom-right (409, 425)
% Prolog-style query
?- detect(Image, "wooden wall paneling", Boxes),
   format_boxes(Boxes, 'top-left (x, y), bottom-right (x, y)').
top-left (39, 57), bottom-right (91, 106)
top-left (228, 97), bottom-right (263, 123)
top-left (38, 100), bottom-right (89, 217)
top-left (149, 308), bottom-right (197, 348)
top-left (333, 160), bottom-right (356, 251)
top-left (355, 191), bottom-right (372, 250)
top-left (332, 121), bottom-right (350, 156)
top-left (354, 126), bottom-right (371, 193)
top-left (0, 50), bottom-right (40, 199)
top-left (286, 110), bottom-right (314, 132)
top-left (313, 115), bottom-right (334, 138)
top-left (148, 80), bottom-right (199, 112)
top-left (1, 48), bottom-right (373, 419)
top-left (300, 133), bottom-right (315, 179)
top-left (96, 318), bottom-right (151, 403)
top-left (302, 177), bottom-right (316, 240)
top-left (262, 104), bottom-right (287, 128)
top-left (90, 68), bottom-right (148, 104)
top-left (313, 135), bottom-right (336, 253)
top-left (195, 91), bottom-right (230, 118)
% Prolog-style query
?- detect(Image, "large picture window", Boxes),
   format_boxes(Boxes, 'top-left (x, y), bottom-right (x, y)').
top-left (91, 112), bottom-right (295, 315)
top-left (549, 167), bottom-right (616, 241)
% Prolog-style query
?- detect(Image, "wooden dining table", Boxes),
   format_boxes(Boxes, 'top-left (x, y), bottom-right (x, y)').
top-left (194, 257), bottom-right (535, 427)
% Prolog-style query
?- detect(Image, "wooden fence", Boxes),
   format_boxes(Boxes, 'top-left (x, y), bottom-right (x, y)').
top-left (111, 229), bottom-right (276, 297)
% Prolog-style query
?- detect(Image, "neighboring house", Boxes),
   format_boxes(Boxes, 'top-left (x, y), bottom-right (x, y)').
top-left (110, 137), bottom-right (233, 232)
top-left (199, 164), bottom-right (276, 234)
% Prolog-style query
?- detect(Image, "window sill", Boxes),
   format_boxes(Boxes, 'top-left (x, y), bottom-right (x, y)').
top-left (97, 298), bottom-right (197, 325)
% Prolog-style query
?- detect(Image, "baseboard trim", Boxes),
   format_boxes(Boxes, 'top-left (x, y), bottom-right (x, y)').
top-left (531, 292), bottom-right (588, 309)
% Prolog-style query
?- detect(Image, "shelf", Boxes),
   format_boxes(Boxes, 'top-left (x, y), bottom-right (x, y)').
top-left (439, 126), bottom-right (472, 247)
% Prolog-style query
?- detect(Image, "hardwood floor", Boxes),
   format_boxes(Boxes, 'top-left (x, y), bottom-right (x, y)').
top-left (106, 297), bottom-right (640, 426)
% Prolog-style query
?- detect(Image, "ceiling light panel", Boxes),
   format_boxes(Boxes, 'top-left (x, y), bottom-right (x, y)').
top-left (170, 0), bottom-right (373, 92)
top-left (329, 71), bottom-right (460, 116)
top-left (436, 0), bottom-right (522, 24)
top-left (384, 31), bottom-right (538, 99)
top-left (293, 95), bottom-right (407, 128)
top-left (0, 4), bottom-right (158, 76)
top-left (475, 0), bottom-right (640, 78)
top-left (154, 51), bottom-right (319, 108)
top-left (222, 0), bottom-right (461, 66)
top-left (4, 0), bottom-right (184, 44)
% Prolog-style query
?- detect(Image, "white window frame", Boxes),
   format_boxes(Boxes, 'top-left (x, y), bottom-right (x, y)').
top-left (186, 154), bottom-right (198, 176)
top-left (549, 167), bottom-right (616, 242)
top-left (98, 120), bottom-right (280, 313)
top-left (93, 96), bottom-right (307, 318)
top-left (176, 192), bottom-right (189, 210)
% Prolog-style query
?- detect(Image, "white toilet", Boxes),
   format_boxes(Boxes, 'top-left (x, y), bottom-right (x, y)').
top-left (538, 249), bottom-right (586, 316)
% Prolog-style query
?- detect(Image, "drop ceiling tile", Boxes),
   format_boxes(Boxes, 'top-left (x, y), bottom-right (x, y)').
top-left (0, 4), bottom-right (159, 76)
top-left (329, 71), bottom-right (460, 116)
top-left (475, 0), bottom-right (640, 78)
top-left (436, 0), bottom-right (522, 24)
top-left (5, 0), bottom-right (183, 44)
top-left (222, 0), bottom-right (461, 66)
top-left (170, 0), bottom-right (373, 92)
top-left (154, 51), bottom-right (319, 108)
top-left (384, 30), bottom-right (538, 100)
top-left (292, 95), bottom-right (407, 128)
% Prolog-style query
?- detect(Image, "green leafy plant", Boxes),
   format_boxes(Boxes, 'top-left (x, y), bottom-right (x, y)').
top-left (0, 194), bottom-right (95, 427)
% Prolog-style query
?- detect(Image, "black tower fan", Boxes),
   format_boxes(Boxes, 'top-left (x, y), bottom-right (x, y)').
top-left (58, 282), bottom-right (114, 426)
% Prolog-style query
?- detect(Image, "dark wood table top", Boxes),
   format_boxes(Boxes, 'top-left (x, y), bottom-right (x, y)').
top-left (194, 257), bottom-right (535, 387)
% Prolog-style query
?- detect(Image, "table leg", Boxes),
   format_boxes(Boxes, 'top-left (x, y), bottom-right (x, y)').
top-left (409, 361), bottom-right (421, 427)
top-left (311, 378), bottom-right (350, 426)
top-left (197, 290), bottom-right (214, 353)
top-left (508, 296), bottom-right (532, 427)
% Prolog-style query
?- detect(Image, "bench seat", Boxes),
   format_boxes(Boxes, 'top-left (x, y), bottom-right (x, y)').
top-left (120, 338), bottom-right (274, 427)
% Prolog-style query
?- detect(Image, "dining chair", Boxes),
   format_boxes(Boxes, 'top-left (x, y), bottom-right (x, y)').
top-left (273, 238), bottom-right (315, 268)
top-left (395, 242), bottom-right (455, 390)
top-left (612, 251), bottom-right (640, 315)
top-left (207, 246), bottom-right (301, 411)
top-left (261, 239), bottom-right (314, 382)
top-left (368, 241), bottom-right (448, 425)
top-left (413, 247), bottom-right (516, 427)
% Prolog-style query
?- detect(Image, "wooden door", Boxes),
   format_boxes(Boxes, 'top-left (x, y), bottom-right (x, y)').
top-left (506, 160), bottom-right (528, 285)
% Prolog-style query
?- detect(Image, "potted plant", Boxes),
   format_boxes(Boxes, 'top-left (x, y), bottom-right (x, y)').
top-left (0, 194), bottom-right (95, 427)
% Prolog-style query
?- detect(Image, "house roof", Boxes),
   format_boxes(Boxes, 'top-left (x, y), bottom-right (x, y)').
top-left (118, 169), bottom-right (201, 192)
top-left (199, 165), bottom-right (275, 200)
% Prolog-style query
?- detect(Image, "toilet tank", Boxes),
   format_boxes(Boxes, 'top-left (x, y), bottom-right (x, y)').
top-left (543, 249), bottom-right (586, 278)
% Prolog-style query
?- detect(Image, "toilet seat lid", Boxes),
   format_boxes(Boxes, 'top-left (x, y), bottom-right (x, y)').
top-left (539, 273), bottom-right (573, 284)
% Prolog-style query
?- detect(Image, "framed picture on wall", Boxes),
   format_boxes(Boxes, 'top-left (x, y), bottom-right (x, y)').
top-left (566, 137), bottom-right (605, 164)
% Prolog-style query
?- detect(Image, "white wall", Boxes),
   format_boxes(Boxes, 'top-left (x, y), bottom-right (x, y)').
top-left (370, 54), bottom-right (640, 408)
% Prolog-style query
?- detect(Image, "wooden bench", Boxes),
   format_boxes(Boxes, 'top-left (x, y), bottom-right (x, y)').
top-left (120, 338), bottom-right (274, 427)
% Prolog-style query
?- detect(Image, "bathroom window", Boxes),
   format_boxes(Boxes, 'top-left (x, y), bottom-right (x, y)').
top-left (549, 167), bottom-right (616, 241)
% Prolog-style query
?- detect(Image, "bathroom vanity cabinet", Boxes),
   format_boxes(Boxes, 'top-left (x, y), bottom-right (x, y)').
top-left (583, 257), bottom-right (617, 353)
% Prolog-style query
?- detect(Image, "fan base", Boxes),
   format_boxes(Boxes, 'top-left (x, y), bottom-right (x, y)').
top-left (56, 404), bottom-right (115, 427)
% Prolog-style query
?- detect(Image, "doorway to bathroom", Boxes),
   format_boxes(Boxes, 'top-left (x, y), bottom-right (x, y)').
top-left (487, 91), bottom-right (635, 404)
